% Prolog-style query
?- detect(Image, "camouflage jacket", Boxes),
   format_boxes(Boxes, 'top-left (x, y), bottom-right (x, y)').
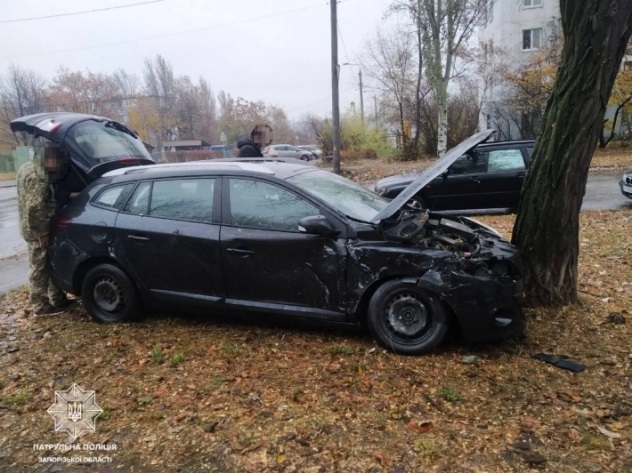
top-left (17, 161), bottom-right (56, 242)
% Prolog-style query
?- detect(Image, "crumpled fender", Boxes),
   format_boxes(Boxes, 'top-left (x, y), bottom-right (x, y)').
top-left (416, 269), bottom-right (524, 342)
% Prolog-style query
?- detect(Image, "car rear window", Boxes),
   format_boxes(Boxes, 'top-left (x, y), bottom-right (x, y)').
top-left (66, 120), bottom-right (151, 163)
top-left (150, 179), bottom-right (215, 222)
top-left (93, 183), bottom-right (135, 210)
top-left (486, 149), bottom-right (525, 172)
top-left (123, 179), bottom-right (215, 223)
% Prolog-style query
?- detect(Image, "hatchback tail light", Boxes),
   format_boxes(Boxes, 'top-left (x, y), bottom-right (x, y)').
top-left (51, 215), bottom-right (73, 231)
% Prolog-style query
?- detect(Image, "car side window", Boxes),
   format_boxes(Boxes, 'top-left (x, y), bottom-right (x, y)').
top-left (486, 149), bottom-right (526, 173)
top-left (229, 178), bottom-right (319, 232)
top-left (122, 179), bottom-right (214, 222)
top-left (124, 181), bottom-right (151, 215)
top-left (93, 184), bottom-right (134, 210)
top-left (448, 153), bottom-right (487, 175)
top-left (149, 179), bottom-right (215, 222)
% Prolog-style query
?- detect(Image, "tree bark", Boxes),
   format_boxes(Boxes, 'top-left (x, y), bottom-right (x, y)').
top-left (436, 85), bottom-right (449, 154)
top-left (511, 0), bottom-right (632, 306)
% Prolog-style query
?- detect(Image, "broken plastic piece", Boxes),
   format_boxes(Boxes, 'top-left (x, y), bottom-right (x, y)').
top-left (533, 353), bottom-right (585, 372)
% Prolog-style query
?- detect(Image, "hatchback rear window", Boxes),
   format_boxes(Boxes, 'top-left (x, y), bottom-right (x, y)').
top-left (66, 120), bottom-right (150, 163)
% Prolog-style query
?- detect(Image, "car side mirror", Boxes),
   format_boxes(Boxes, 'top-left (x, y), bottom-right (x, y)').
top-left (299, 215), bottom-right (337, 236)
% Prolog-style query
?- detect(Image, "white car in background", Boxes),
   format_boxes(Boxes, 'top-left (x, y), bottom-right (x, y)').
top-left (262, 144), bottom-right (315, 161)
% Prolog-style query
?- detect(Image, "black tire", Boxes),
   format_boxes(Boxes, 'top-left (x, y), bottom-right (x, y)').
top-left (407, 195), bottom-right (426, 211)
top-left (300, 155), bottom-right (310, 161)
top-left (367, 280), bottom-right (448, 355)
top-left (81, 264), bottom-right (139, 323)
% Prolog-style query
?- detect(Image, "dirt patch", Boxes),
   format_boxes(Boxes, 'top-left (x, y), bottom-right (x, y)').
top-left (0, 210), bottom-right (630, 472)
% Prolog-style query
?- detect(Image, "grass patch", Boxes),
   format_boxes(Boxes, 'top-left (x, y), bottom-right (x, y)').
top-left (219, 342), bottom-right (242, 357)
top-left (438, 387), bottom-right (461, 403)
top-left (328, 344), bottom-right (354, 356)
top-left (100, 405), bottom-right (112, 421)
top-left (415, 438), bottom-right (440, 463)
top-left (150, 346), bottom-right (165, 364)
top-left (350, 361), bottom-right (368, 374)
top-left (291, 387), bottom-right (304, 402)
top-left (169, 351), bottom-right (187, 367)
top-left (0, 390), bottom-right (32, 405)
top-left (208, 377), bottom-right (226, 392)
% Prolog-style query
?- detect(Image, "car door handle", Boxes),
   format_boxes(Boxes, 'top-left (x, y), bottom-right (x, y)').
top-left (227, 248), bottom-right (255, 257)
top-left (127, 234), bottom-right (150, 242)
top-left (469, 176), bottom-right (481, 184)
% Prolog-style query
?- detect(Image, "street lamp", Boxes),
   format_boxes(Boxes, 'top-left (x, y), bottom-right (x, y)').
top-left (342, 63), bottom-right (364, 123)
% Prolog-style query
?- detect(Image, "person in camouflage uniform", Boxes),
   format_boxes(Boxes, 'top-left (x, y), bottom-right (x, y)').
top-left (17, 142), bottom-right (73, 315)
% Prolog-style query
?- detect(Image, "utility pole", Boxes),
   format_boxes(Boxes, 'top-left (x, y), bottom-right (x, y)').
top-left (330, 0), bottom-right (341, 174)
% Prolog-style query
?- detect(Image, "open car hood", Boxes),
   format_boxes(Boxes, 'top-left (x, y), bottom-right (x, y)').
top-left (371, 129), bottom-right (495, 224)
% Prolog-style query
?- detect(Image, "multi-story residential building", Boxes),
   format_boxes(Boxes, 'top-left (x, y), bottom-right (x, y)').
top-left (478, 0), bottom-right (561, 139)
top-left (479, 0), bottom-right (631, 142)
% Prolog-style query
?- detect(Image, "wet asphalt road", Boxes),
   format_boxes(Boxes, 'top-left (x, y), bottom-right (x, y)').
top-left (0, 171), bottom-right (630, 294)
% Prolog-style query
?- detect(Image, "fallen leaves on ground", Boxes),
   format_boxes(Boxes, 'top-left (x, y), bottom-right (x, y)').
top-left (0, 210), bottom-right (630, 473)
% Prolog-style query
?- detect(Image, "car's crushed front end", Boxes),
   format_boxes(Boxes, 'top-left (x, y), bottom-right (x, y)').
top-left (376, 211), bottom-right (525, 343)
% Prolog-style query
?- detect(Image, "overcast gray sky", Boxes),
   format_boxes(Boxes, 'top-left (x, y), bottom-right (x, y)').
top-left (0, 0), bottom-right (397, 120)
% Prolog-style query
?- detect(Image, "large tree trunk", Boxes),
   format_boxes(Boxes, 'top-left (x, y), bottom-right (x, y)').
top-left (511, 0), bottom-right (631, 306)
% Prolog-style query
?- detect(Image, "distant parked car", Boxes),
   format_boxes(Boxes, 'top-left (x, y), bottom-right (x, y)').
top-left (619, 171), bottom-right (632, 199)
top-left (47, 132), bottom-right (524, 355)
top-left (297, 145), bottom-right (323, 159)
top-left (262, 144), bottom-right (315, 161)
top-left (374, 138), bottom-right (534, 215)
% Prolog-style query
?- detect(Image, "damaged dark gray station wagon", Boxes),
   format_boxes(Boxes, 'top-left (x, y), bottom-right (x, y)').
top-left (48, 131), bottom-right (524, 355)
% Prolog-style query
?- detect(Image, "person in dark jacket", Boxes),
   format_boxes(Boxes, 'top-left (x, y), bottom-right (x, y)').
top-left (237, 124), bottom-right (272, 157)
top-left (236, 138), bottom-right (262, 157)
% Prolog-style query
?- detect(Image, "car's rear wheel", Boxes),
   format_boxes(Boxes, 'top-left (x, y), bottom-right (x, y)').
top-left (407, 195), bottom-right (426, 210)
top-left (367, 280), bottom-right (448, 355)
top-left (81, 264), bottom-right (139, 323)
top-left (300, 155), bottom-right (310, 161)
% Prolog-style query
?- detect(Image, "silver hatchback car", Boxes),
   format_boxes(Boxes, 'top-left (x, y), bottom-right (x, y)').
top-left (262, 144), bottom-right (316, 161)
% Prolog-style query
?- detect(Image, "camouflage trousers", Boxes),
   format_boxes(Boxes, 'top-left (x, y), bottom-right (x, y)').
top-left (27, 241), bottom-right (66, 312)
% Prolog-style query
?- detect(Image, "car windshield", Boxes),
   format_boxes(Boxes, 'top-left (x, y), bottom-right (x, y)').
top-left (287, 169), bottom-right (388, 223)
top-left (66, 120), bottom-right (151, 163)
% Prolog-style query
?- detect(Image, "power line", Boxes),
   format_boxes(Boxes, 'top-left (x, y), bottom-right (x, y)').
top-left (0, 0), bottom-right (164, 24)
top-left (0, 2), bottom-right (327, 59)
top-left (337, 24), bottom-right (351, 65)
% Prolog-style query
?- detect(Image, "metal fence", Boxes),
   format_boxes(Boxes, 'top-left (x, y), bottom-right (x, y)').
top-left (0, 152), bottom-right (14, 173)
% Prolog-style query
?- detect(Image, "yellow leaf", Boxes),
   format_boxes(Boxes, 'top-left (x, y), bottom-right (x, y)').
top-left (276, 453), bottom-right (286, 464)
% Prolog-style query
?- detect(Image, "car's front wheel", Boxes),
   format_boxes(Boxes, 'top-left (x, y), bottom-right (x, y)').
top-left (300, 155), bottom-right (310, 161)
top-left (81, 264), bottom-right (139, 323)
top-left (367, 280), bottom-right (448, 355)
